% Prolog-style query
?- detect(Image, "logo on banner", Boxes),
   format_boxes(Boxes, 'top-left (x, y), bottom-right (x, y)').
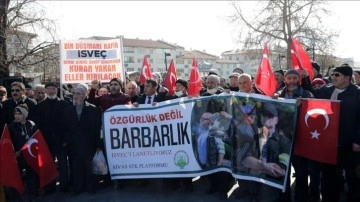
top-left (174, 150), bottom-right (189, 169)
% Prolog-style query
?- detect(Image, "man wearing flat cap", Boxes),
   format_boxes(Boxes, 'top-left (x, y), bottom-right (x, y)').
top-left (166, 79), bottom-right (188, 100)
top-left (310, 63), bottom-right (360, 202)
top-left (227, 73), bottom-right (240, 92)
top-left (36, 81), bottom-right (71, 193)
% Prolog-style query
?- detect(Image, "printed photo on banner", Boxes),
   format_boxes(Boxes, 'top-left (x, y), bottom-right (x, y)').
top-left (229, 92), bottom-right (297, 190)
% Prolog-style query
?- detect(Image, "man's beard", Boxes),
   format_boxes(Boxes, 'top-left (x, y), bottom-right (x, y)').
top-left (206, 87), bottom-right (218, 95)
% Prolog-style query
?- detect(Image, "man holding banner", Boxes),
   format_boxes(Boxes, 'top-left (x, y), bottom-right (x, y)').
top-left (276, 69), bottom-right (313, 202)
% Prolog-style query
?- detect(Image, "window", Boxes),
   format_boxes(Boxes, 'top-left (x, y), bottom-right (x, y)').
top-left (147, 48), bottom-right (153, 54)
top-left (124, 64), bottom-right (128, 67)
top-left (154, 49), bottom-right (164, 54)
top-left (236, 56), bottom-right (239, 60)
top-left (176, 59), bottom-right (184, 64)
top-left (124, 56), bottom-right (134, 63)
top-left (137, 59), bottom-right (141, 63)
top-left (185, 65), bottom-right (189, 68)
top-left (123, 47), bottom-right (134, 53)
top-left (185, 73), bottom-right (189, 77)
top-left (150, 59), bottom-right (153, 63)
top-left (137, 48), bottom-right (146, 54)
top-left (127, 68), bottom-right (134, 71)
top-left (229, 56), bottom-right (232, 60)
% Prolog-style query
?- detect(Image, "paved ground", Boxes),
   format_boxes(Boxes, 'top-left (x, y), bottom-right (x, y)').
top-left (36, 177), bottom-right (241, 202)
top-left (15, 168), bottom-right (347, 202)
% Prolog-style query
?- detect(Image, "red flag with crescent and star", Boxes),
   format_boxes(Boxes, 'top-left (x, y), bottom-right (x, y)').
top-left (21, 130), bottom-right (59, 189)
top-left (188, 58), bottom-right (202, 96)
top-left (255, 44), bottom-right (277, 96)
top-left (139, 55), bottom-right (153, 85)
top-left (0, 124), bottom-right (24, 194)
top-left (293, 99), bottom-right (340, 165)
top-left (163, 59), bottom-right (177, 96)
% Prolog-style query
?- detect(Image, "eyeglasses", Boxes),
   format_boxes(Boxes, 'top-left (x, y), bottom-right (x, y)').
top-left (331, 73), bottom-right (341, 77)
top-left (11, 89), bottom-right (21, 92)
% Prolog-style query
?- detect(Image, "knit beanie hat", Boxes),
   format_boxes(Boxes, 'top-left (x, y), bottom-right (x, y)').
top-left (75, 83), bottom-right (88, 95)
top-left (284, 69), bottom-right (300, 77)
top-left (15, 104), bottom-right (29, 119)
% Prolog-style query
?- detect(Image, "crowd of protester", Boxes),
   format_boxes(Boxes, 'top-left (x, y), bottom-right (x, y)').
top-left (1, 62), bottom-right (360, 202)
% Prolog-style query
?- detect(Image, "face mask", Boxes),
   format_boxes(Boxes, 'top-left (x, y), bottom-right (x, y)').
top-left (207, 88), bottom-right (218, 95)
top-left (174, 91), bottom-right (183, 97)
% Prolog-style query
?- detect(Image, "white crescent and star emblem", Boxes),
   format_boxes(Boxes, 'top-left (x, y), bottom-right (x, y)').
top-left (304, 108), bottom-right (330, 140)
top-left (27, 138), bottom-right (38, 158)
top-left (170, 72), bottom-right (176, 83)
top-left (142, 65), bottom-right (148, 79)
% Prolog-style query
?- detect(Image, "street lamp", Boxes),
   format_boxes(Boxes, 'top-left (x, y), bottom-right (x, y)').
top-left (164, 52), bottom-right (171, 71)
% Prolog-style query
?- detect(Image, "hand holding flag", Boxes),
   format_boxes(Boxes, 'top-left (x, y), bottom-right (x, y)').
top-left (0, 124), bottom-right (24, 194)
top-left (21, 130), bottom-right (59, 189)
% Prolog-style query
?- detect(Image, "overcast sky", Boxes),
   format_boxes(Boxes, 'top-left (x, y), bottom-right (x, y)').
top-left (39, 1), bottom-right (360, 62)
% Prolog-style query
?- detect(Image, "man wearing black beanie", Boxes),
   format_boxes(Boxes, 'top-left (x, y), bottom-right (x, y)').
top-left (311, 63), bottom-right (360, 202)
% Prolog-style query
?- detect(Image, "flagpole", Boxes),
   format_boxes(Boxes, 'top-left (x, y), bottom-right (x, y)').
top-left (59, 40), bottom-right (64, 100)
top-left (119, 35), bottom-right (126, 90)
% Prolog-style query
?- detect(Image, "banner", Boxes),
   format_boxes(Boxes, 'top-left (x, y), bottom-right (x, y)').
top-left (60, 38), bottom-right (124, 84)
top-left (103, 93), bottom-right (298, 191)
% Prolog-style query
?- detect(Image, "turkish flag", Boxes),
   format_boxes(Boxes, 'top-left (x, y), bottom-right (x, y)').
top-left (255, 44), bottom-right (277, 96)
top-left (21, 130), bottom-right (59, 189)
top-left (188, 58), bottom-right (202, 96)
top-left (291, 37), bottom-right (314, 81)
top-left (139, 55), bottom-right (153, 85)
top-left (163, 59), bottom-right (177, 96)
top-left (293, 99), bottom-right (340, 165)
top-left (0, 124), bottom-right (24, 194)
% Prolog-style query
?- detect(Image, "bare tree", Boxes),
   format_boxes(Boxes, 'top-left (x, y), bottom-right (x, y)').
top-left (228, 0), bottom-right (338, 69)
top-left (0, 0), bottom-right (57, 77)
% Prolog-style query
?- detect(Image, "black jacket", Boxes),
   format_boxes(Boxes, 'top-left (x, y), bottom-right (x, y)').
top-left (9, 120), bottom-right (37, 152)
top-left (63, 101), bottom-right (102, 158)
top-left (136, 93), bottom-right (167, 104)
top-left (36, 97), bottom-right (70, 153)
top-left (277, 85), bottom-right (313, 99)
